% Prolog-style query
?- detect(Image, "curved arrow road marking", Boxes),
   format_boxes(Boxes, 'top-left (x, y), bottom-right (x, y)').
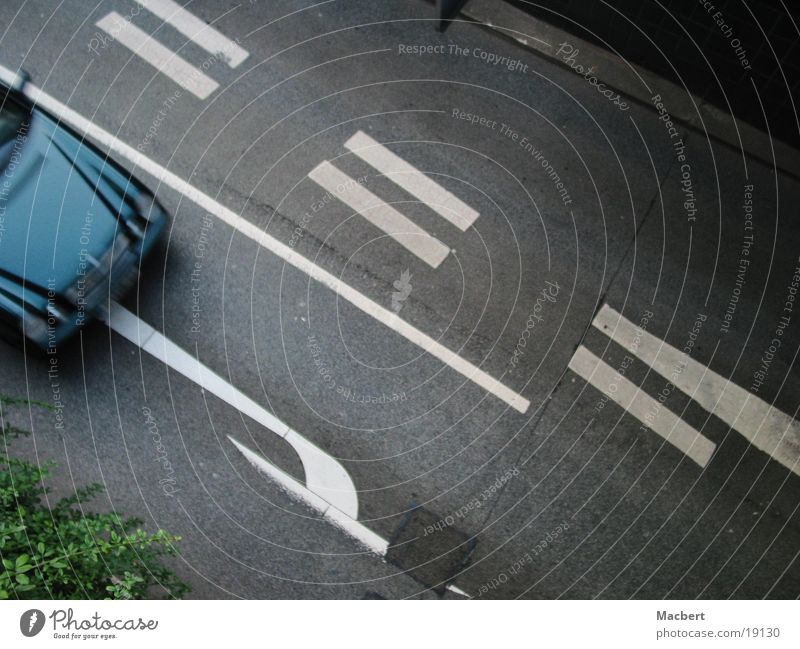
top-left (105, 302), bottom-right (360, 519)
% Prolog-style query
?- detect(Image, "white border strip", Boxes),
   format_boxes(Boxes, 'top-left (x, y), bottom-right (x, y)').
top-left (594, 305), bottom-right (800, 476)
top-left (134, 0), bottom-right (249, 67)
top-left (96, 12), bottom-right (219, 99)
top-left (344, 130), bottom-right (480, 232)
top-left (308, 160), bottom-right (450, 268)
top-left (569, 346), bottom-right (716, 467)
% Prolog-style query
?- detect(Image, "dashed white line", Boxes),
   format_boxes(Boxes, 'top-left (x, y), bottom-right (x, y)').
top-left (569, 345), bottom-right (716, 467)
top-left (104, 301), bottom-right (359, 518)
top-left (593, 304), bottom-right (800, 477)
top-left (344, 130), bottom-right (480, 231)
top-left (1, 65), bottom-right (530, 413)
top-left (134, 0), bottom-right (249, 67)
top-left (96, 11), bottom-right (219, 99)
top-left (308, 160), bottom-right (450, 268)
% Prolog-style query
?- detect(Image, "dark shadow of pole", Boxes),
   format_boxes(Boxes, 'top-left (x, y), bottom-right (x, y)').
top-left (435, 0), bottom-right (468, 32)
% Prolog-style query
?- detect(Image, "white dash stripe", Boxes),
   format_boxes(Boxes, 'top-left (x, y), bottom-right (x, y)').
top-left (593, 304), bottom-right (800, 477)
top-left (229, 437), bottom-right (389, 555)
top-left (569, 346), bottom-right (716, 467)
top-left (308, 161), bottom-right (450, 268)
top-left (96, 12), bottom-right (219, 99)
top-left (104, 302), bottom-right (359, 518)
top-left (1, 65), bottom-right (529, 413)
top-left (134, 0), bottom-right (249, 67)
top-left (344, 131), bottom-right (479, 231)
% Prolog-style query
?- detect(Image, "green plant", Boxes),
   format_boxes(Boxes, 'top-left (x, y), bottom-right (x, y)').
top-left (0, 397), bottom-right (188, 599)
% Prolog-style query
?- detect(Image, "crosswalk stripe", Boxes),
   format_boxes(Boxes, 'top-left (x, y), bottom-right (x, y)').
top-left (593, 304), bottom-right (800, 477)
top-left (96, 12), bottom-right (219, 99)
top-left (568, 346), bottom-right (716, 467)
top-left (308, 161), bottom-right (450, 268)
top-left (134, 0), bottom-right (249, 67)
top-left (344, 131), bottom-right (480, 232)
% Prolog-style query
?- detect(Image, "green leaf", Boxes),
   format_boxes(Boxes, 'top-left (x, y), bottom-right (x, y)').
top-left (0, 395), bottom-right (188, 599)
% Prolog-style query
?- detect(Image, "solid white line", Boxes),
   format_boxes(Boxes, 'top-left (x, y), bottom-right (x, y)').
top-left (228, 437), bottom-right (389, 555)
top-left (568, 346), bottom-right (716, 467)
top-left (96, 12), bottom-right (219, 99)
top-left (344, 130), bottom-right (480, 231)
top-left (593, 304), bottom-right (800, 477)
top-left (0, 65), bottom-right (529, 414)
top-left (308, 161), bottom-right (450, 268)
top-left (104, 302), bottom-right (360, 518)
top-left (134, 0), bottom-right (249, 67)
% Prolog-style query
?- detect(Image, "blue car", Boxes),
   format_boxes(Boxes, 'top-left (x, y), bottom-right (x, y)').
top-left (0, 71), bottom-right (167, 349)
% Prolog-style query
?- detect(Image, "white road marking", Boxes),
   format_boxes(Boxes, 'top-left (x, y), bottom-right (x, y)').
top-left (308, 161), bottom-right (450, 268)
top-left (568, 346), bottom-right (716, 467)
top-left (593, 304), bottom-right (800, 477)
top-left (134, 0), bottom-right (249, 67)
top-left (1, 65), bottom-right (529, 413)
top-left (344, 130), bottom-right (480, 232)
top-left (104, 302), bottom-right (359, 518)
top-left (229, 437), bottom-right (388, 555)
top-left (96, 12), bottom-right (219, 99)
top-left (445, 584), bottom-right (472, 597)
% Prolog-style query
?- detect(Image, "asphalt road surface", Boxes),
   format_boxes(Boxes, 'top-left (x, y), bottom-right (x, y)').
top-left (1, 0), bottom-right (798, 599)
